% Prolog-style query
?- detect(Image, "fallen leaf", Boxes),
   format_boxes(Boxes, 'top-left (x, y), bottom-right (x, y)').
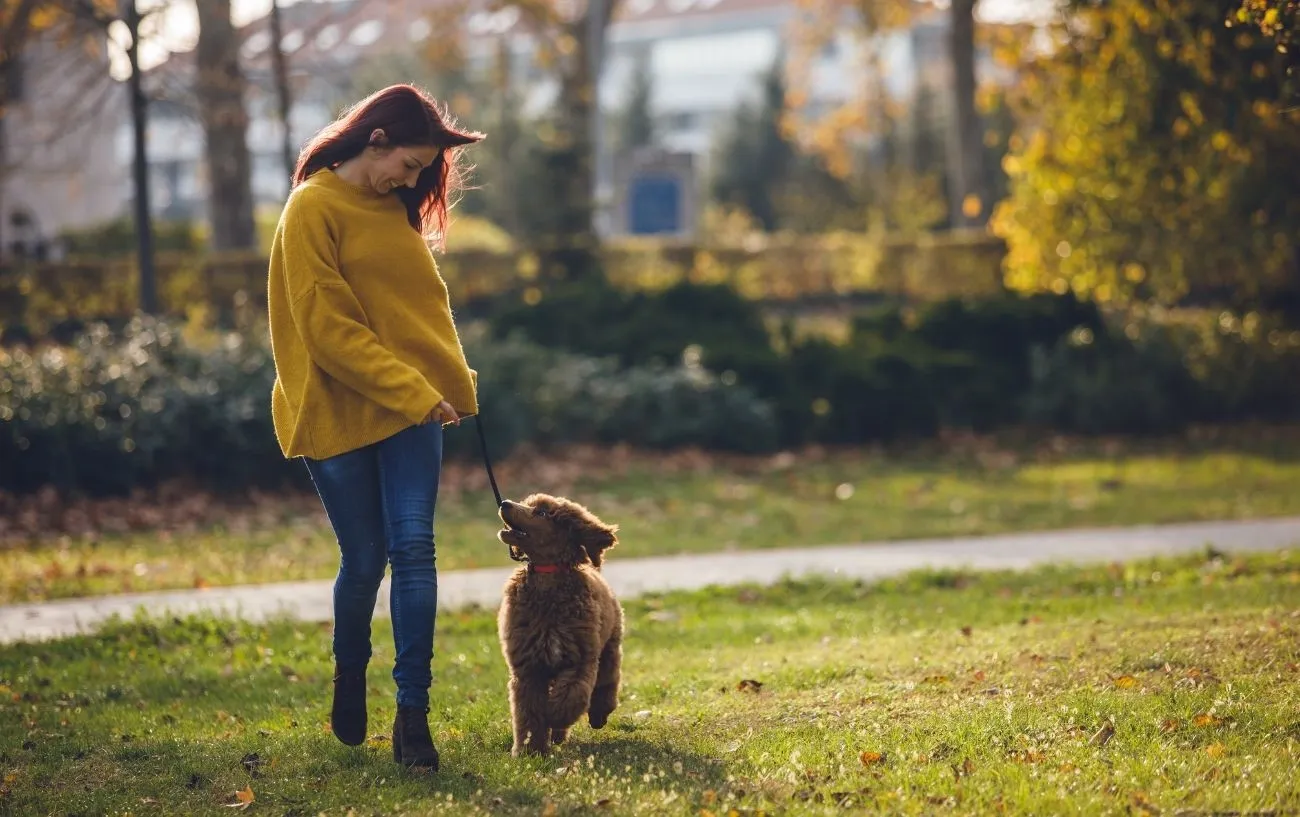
top-left (859, 750), bottom-right (886, 766)
top-left (1205, 742), bottom-right (1227, 758)
top-left (701, 791), bottom-right (716, 806)
top-left (1160, 719), bottom-right (1180, 733)
top-left (594, 798), bottom-right (612, 808)
top-left (1113, 675), bottom-right (1139, 689)
top-left (1193, 713), bottom-right (1224, 727)
top-left (194, 576), bottom-right (211, 590)
top-left (225, 785), bottom-right (254, 809)
top-left (736, 679), bottom-right (763, 693)
top-left (960, 626), bottom-right (973, 638)
top-left (540, 801), bottom-right (557, 817)
top-left (972, 670), bottom-right (986, 681)
top-left (1090, 722), bottom-right (1116, 747)
top-left (922, 675), bottom-right (950, 685)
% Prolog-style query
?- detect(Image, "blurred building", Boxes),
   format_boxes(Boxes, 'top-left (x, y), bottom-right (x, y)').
top-left (106, 0), bottom-right (1009, 236)
top-left (0, 25), bottom-right (129, 261)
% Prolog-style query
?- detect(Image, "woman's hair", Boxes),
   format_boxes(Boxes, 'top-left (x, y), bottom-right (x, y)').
top-left (292, 83), bottom-right (484, 247)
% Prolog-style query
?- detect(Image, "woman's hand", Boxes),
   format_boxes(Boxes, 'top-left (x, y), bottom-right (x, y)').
top-left (423, 400), bottom-right (460, 426)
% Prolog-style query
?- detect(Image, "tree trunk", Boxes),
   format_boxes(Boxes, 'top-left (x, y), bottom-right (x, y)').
top-left (536, 0), bottom-right (618, 283)
top-left (125, 0), bottom-right (157, 313)
top-left (491, 35), bottom-right (520, 234)
top-left (195, 0), bottom-right (256, 251)
top-left (947, 0), bottom-right (986, 228)
top-left (267, 0), bottom-right (294, 181)
top-left (548, 47), bottom-right (598, 281)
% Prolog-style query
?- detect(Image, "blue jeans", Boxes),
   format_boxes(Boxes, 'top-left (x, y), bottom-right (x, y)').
top-left (304, 422), bottom-right (443, 710)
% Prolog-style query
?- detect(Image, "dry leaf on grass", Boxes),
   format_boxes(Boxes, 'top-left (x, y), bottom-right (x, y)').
top-left (1193, 713), bottom-right (1224, 727)
top-left (859, 750), bottom-right (886, 767)
top-left (1112, 674), bottom-right (1139, 689)
top-left (225, 785), bottom-right (254, 809)
top-left (736, 679), bottom-right (764, 693)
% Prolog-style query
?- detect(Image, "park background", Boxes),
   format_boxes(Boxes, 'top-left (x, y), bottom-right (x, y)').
top-left (0, 0), bottom-right (1299, 814)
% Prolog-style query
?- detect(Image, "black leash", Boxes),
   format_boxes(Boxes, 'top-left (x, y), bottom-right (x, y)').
top-left (472, 412), bottom-right (526, 563)
top-left (473, 413), bottom-right (504, 509)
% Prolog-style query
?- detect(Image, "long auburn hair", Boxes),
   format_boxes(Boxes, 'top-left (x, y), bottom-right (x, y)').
top-left (293, 84), bottom-right (484, 248)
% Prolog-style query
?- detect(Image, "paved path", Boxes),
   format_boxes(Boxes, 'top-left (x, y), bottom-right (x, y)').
top-left (3, 516), bottom-right (1299, 645)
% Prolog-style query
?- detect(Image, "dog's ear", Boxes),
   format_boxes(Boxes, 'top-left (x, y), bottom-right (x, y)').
top-left (579, 523), bottom-right (619, 568)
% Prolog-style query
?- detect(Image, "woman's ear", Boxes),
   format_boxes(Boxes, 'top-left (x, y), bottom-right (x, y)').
top-left (368, 128), bottom-right (389, 149)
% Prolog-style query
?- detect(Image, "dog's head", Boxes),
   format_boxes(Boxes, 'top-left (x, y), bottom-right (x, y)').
top-left (497, 494), bottom-right (619, 568)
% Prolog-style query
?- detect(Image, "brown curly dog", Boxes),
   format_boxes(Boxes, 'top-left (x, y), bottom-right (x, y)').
top-left (496, 493), bottom-right (623, 757)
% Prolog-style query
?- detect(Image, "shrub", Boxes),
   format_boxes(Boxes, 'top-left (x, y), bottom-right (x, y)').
top-left (453, 330), bottom-right (779, 458)
top-left (1022, 326), bottom-right (1202, 434)
top-left (0, 318), bottom-right (780, 496)
top-left (488, 280), bottom-right (772, 368)
top-left (0, 316), bottom-right (301, 496)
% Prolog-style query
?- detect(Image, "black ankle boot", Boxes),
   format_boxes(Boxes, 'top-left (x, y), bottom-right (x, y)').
top-left (330, 666), bottom-right (367, 746)
top-left (393, 706), bottom-right (439, 770)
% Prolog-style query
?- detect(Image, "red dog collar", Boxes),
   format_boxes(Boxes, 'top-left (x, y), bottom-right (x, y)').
top-left (529, 564), bottom-right (569, 574)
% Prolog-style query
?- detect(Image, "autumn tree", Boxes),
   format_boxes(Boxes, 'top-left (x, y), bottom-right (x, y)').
top-left (991, 0), bottom-right (1300, 309)
top-left (484, 0), bottom-right (620, 281)
top-left (711, 57), bottom-right (794, 231)
top-left (788, 0), bottom-right (991, 229)
top-left (1228, 0), bottom-right (1298, 99)
top-left (0, 1), bottom-right (163, 309)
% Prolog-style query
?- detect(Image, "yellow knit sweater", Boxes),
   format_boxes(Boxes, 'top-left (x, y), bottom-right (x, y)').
top-left (267, 168), bottom-right (478, 460)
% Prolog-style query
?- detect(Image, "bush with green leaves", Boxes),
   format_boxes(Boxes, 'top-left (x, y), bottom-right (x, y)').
top-left (0, 318), bottom-right (780, 497)
top-left (0, 316), bottom-right (298, 496)
top-left (1021, 326), bottom-right (1202, 434)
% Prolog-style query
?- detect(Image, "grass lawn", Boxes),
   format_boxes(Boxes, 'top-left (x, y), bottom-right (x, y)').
top-left (5, 429), bottom-right (1300, 604)
top-left (1, 549), bottom-right (1298, 815)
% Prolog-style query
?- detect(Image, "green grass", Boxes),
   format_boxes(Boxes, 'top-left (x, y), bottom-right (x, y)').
top-left (6, 431), bottom-right (1300, 604)
top-left (2, 549), bottom-right (1298, 815)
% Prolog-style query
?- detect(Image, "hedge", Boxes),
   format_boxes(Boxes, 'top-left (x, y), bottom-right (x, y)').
top-left (4, 286), bottom-right (1300, 497)
top-left (0, 232), bottom-right (1006, 341)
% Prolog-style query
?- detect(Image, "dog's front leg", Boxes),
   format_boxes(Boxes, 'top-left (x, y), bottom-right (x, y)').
top-left (509, 674), bottom-right (552, 757)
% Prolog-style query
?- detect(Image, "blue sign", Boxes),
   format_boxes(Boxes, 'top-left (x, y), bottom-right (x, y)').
top-left (627, 174), bottom-right (682, 235)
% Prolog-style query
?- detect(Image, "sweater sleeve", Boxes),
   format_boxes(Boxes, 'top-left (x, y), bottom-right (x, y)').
top-left (282, 195), bottom-right (443, 425)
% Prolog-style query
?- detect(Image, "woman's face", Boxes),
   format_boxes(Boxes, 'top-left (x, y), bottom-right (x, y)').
top-left (367, 143), bottom-right (441, 195)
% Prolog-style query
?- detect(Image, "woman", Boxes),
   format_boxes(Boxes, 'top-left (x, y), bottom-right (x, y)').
top-left (266, 83), bottom-right (483, 771)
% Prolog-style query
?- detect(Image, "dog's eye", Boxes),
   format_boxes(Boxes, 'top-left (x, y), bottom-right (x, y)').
top-left (534, 509), bottom-right (550, 518)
